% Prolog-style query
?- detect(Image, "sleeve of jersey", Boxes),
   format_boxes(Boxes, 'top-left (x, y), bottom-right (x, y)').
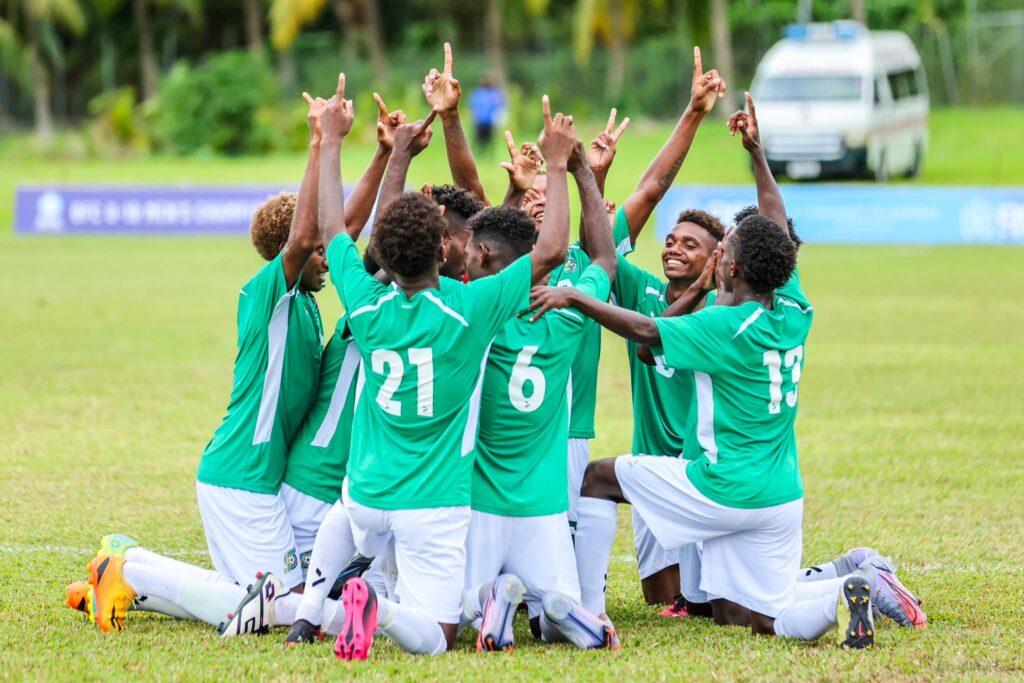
top-left (612, 206), bottom-right (633, 256)
top-left (464, 253), bottom-right (532, 342)
top-left (238, 252), bottom-right (290, 335)
top-left (326, 234), bottom-right (388, 315)
top-left (654, 309), bottom-right (729, 374)
top-left (609, 253), bottom-right (644, 309)
top-left (553, 265), bottom-right (611, 332)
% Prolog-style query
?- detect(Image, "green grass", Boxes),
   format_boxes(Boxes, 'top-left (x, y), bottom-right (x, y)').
top-left (1, 107), bottom-right (1023, 680)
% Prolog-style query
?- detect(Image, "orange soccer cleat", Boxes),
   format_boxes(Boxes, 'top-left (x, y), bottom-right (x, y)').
top-left (87, 555), bottom-right (137, 633)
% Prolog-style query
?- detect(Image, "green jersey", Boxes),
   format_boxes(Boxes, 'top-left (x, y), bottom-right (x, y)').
top-left (655, 270), bottom-right (812, 509)
top-left (549, 209), bottom-right (633, 439)
top-left (198, 253), bottom-right (324, 494)
top-left (282, 319), bottom-right (360, 504)
top-left (611, 252), bottom-right (696, 458)
top-left (327, 234), bottom-right (533, 510)
top-left (473, 265), bottom-right (612, 517)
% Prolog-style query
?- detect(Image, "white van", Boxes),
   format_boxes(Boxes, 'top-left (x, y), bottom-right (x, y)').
top-left (750, 21), bottom-right (929, 181)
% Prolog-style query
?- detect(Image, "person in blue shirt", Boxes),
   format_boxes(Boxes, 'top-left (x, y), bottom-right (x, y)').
top-left (469, 75), bottom-right (505, 154)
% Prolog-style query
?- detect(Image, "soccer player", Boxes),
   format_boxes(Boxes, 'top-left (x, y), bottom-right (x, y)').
top-left (460, 141), bottom-right (621, 652)
top-left (589, 47), bottom-right (727, 613)
top-left (319, 94), bottom-right (575, 659)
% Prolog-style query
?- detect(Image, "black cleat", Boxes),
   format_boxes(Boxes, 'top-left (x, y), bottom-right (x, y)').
top-left (327, 554), bottom-right (375, 600)
top-left (838, 576), bottom-right (875, 650)
top-left (284, 618), bottom-right (322, 647)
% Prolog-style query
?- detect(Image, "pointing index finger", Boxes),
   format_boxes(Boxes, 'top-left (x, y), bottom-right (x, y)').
top-left (612, 116), bottom-right (630, 141)
top-left (693, 46), bottom-right (703, 78)
top-left (443, 42), bottom-right (453, 73)
top-left (373, 92), bottom-right (388, 117)
top-left (605, 108), bottom-right (617, 134)
top-left (415, 108), bottom-right (438, 136)
top-left (302, 91), bottom-right (314, 107)
top-left (745, 91), bottom-right (755, 116)
top-left (542, 95), bottom-right (552, 124)
top-left (505, 130), bottom-right (517, 158)
top-left (336, 72), bottom-right (346, 99)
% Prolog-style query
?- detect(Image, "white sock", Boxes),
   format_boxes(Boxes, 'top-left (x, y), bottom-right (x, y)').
top-left (133, 595), bottom-right (196, 620)
top-left (124, 548), bottom-right (225, 583)
top-left (321, 599), bottom-right (346, 636)
top-left (123, 562), bottom-right (244, 628)
top-left (294, 503), bottom-right (356, 626)
top-left (798, 561), bottom-right (841, 582)
top-left (272, 591), bottom-right (301, 627)
top-left (794, 576), bottom-right (847, 602)
top-left (376, 597), bottom-right (447, 655)
top-left (574, 497), bottom-right (618, 616)
top-left (459, 582), bottom-right (490, 632)
top-left (773, 591), bottom-right (840, 640)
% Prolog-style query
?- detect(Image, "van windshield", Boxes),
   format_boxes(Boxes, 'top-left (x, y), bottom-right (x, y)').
top-left (758, 76), bottom-right (863, 101)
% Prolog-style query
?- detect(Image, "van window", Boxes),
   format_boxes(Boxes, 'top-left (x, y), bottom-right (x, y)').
top-left (758, 76), bottom-right (863, 102)
top-left (874, 77), bottom-right (884, 105)
top-left (887, 68), bottom-right (919, 100)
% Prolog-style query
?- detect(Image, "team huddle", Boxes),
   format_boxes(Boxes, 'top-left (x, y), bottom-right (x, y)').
top-left (64, 44), bottom-right (927, 658)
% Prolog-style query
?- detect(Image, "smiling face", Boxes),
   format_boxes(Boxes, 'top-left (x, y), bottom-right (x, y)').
top-left (521, 172), bottom-right (548, 230)
top-left (298, 242), bottom-right (328, 292)
top-left (661, 221), bottom-right (718, 282)
top-left (439, 213), bottom-right (470, 279)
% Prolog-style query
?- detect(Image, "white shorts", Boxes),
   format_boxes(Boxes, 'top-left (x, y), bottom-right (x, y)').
top-left (566, 438), bottom-right (590, 528)
top-left (344, 485), bottom-right (470, 625)
top-left (678, 542), bottom-right (709, 604)
top-left (280, 483), bottom-right (332, 574)
top-left (195, 481), bottom-right (304, 590)
top-left (615, 456), bottom-right (803, 617)
top-left (631, 507), bottom-right (677, 580)
top-left (465, 510), bottom-right (580, 619)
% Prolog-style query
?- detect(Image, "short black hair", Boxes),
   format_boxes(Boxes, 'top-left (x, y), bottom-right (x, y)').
top-left (733, 205), bottom-right (802, 250)
top-left (370, 192), bottom-right (445, 278)
top-left (676, 208), bottom-right (726, 242)
top-left (733, 214), bottom-right (797, 294)
top-left (430, 184), bottom-right (485, 223)
top-left (468, 205), bottom-right (536, 259)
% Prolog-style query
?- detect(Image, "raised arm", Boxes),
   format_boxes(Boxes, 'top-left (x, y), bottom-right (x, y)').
top-left (728, 91), bottom-right (787, 231)
top-left (621, 46), bottom-right (725, 245)
top-left (570, 140), bottom-right (617, 280)
top-left (317, 73), bottom-right (355, 248)
top-left (424, 42), bottom-right (489, 204)
top-left (281, 91), bottom-right (328, 287)
top-left (375, 112), bottom-right (436, 215)
top-left (530, 95), bottom-right (573, 283)
top-left (338, 93), bottom-right (403, 239)
top-left (586, 108), bottom-right (630, 197)
top-left (528, 285), bottom-right (661, 345)
top-left (500, 131), bottom-right (542, 208)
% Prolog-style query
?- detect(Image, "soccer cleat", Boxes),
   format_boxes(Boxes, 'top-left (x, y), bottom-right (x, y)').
top-left (284, 618), bottom-right (323, 647)
top-left (87, 555), bottom-right (137, 633)
top-left (855, 556), bottom-right (926, 629)
top-left (837, 576), bottom-right (874, 650)
top-left (334, 577), bottom-right (377, 660)
top-left (97, 534), bottom-right (139, 559)
top-left (327, 554), bottom-right (375, 601)
top-left (476, 574), bottom-right (527, 652)
top-left (658, 595), bottom-right (689, 618)
top-left (219, 573), bottom-right (283, 637)
top-left (541, 592), bottom-right (622, 651)
top-left (65, 579), bottom-right (99, 626)
top-left (802, 547), bottom-right (878, 579)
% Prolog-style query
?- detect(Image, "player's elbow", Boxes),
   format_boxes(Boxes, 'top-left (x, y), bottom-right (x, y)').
top-left (634, 318), bottom-right (661, 346)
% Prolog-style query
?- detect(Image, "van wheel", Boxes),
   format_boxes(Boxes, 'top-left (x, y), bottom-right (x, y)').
top-left (905, 143), bottom-right (922, 178)
top-left (873, 152), bottom-right (889, 183)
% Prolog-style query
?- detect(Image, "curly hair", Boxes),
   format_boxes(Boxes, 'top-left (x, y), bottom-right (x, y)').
top-left (370, 192), bottom-right (445, 278)
top-left (430, 184), bottom-right (485, 222)
top-left (250, 192), bottom-right (295, 261)
top-left (467, 205), bottom-right (537, 259)
top-left (733, 204), bottom-right (803, 250)
top-left (676, 208), bottom-right (726, 242)
top-left (733, 214), bottom-right (797, 294)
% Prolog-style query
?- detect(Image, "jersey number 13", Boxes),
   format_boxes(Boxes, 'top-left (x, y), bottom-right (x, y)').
top-left (762, 346), bottom-right (804, 415)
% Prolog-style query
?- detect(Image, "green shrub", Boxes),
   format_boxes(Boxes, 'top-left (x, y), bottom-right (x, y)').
top-left (156, 51), bottom-right (279, 155)
top-left (85, 87), bottom-right (147, 155)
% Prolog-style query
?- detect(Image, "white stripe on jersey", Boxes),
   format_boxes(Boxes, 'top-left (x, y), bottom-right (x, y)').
top-left (553, 308), bottom-right (583, 323)
top-left (310, 343), bottom-right (362, 448)
top-left (694, 371), bottom-right (718, 464)
top-left (253, 290), bottom-right (296, 445)
top-left (421, 291), bottom-right (469, 327)
top-left (350, 290), bottom-right (400, 319)
top-left (732, 307), bottom-right (766, 339)
top-left (461, 342), bottom-right (493, 457)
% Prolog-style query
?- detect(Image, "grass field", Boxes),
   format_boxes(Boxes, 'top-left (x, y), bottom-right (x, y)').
top-left (1, 107), bottom-right (1023, 680)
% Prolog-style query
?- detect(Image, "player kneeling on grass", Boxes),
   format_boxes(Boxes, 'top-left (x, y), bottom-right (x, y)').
top-left (318, 95), bottom-right (573, 659)
top-left (460, 138), bottom-right (621, 652)
top-left (64, 77), bottom-right (381, 637)
top-left (529, 214), bottom-right (922, 648)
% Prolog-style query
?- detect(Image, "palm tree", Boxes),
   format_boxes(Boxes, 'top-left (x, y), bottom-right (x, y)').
top-left (132, 0), bottom-right (201, 101)
top-left (243, 0), bottom-right (264, 54)
top-left (0, 0), bottom-right (85, 139)
top-left (709, 0), bottom-right (734, 115)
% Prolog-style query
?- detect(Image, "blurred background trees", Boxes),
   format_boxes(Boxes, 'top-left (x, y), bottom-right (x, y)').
top-left (0, 0), bottom-right (1020, 152)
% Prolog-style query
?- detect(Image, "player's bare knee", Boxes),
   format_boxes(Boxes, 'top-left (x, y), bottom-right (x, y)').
top-left (750, 612), bottom-right (776, 636)
top-left (580, 458), bottom-right (619, 500)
